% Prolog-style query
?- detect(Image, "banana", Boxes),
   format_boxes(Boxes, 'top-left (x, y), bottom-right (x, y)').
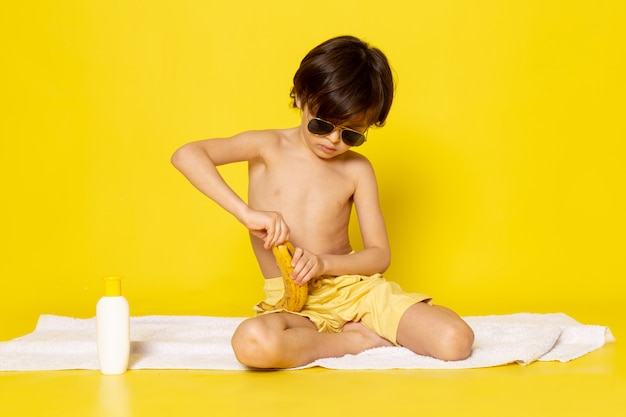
top-left (257, 242), bottom-right (309, 312)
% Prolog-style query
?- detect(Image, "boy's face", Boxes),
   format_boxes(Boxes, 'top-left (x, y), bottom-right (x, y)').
top-left (299, 106), bottom-right (369, 159)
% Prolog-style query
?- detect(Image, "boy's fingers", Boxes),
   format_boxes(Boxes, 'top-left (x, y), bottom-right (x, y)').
top-left (266, 226), bottom-right (288, 249)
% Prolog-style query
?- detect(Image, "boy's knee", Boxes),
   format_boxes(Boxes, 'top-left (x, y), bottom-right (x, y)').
top-left (231, 319), bottom-right (282, 368)
top-left (436, 321), bottom-right (474, 361)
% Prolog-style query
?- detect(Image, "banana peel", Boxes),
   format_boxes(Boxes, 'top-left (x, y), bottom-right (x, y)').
top-left (257, 242), bottom-right (309, 312)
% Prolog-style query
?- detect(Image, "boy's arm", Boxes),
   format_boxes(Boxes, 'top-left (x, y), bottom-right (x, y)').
top-left (171, 131), bottom-right (289, 248)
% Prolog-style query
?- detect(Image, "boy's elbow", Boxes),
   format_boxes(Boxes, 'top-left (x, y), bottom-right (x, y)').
top-left (377, 248), bottom-right (391, 273)
top-left (381, 257), bottom-right (391, 273)
top-left (170, 143), bottom-right (190, 170)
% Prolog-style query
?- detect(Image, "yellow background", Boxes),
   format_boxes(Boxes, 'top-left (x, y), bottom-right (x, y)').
top-left (1, 0), bottom-right (624, 338)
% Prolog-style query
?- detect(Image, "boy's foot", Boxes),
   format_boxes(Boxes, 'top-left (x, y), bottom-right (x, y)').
top-left (342, 321), bottom-right (394, 349)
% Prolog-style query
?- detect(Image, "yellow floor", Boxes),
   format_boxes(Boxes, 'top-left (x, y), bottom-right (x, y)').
top-left (1, 305), bottom-right (624, 417)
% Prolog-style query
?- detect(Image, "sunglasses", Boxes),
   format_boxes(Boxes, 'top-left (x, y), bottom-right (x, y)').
top-left (307, 117), bottom-right (368, 147)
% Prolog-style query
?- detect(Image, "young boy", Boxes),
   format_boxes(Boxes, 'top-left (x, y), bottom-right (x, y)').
top-left (171, 36), bottom-right (474, 369)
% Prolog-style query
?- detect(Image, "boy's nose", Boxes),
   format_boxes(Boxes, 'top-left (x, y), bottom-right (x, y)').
top-left (327, 129), bottom-right (342, 144)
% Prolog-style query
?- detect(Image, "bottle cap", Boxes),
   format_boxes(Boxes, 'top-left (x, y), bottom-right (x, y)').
top-left (103, 276), bottom-right (122, 296)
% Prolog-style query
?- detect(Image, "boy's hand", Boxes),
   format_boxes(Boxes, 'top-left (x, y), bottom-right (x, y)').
top-left (243, 209), bottom-right (290, 249)
top-left (290, 247), bottom-right (325, 285)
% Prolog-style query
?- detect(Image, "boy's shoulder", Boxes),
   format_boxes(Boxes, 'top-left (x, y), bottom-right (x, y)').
top-left (236, 127), bottom-right (295, 140)
top-left (232, 127), bottom-right (296, 148)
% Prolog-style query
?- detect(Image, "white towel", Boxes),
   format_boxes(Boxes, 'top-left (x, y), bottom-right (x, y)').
top-left (0, 313), bottom-right (614, 371)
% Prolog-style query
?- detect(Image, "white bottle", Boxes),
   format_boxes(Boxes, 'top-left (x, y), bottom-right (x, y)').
top-left (96, 276), bottom-right (130, 375)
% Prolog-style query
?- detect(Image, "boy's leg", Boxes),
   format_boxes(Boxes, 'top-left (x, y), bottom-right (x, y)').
top-left (396, 302), bottom-right (474, 361)
top-left (231, 312), bottom-right (391, 369)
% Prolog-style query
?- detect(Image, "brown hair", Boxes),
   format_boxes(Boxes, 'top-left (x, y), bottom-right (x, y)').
top-left (290, 36), bottom-right (394, 127)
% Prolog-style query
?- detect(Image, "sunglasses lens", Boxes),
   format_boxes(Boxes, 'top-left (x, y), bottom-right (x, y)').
top-left (308, 118), bottom-right (334, 135)
top-left (342, 130), bottom-right (366, 147)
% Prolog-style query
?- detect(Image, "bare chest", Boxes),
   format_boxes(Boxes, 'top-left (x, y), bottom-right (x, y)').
top-left (252, 159), bottom-right (353, 212)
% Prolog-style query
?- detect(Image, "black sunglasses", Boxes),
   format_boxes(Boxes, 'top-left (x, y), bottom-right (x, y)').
top-left (307, 117), bottom-right (368, 147)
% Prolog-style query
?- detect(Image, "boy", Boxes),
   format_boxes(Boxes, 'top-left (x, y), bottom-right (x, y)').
top-left (171, 36), bottom-right (474, 368)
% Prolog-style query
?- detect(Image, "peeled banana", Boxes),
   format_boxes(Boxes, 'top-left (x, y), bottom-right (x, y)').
top-left (258, 242), bottom-right (309, 312)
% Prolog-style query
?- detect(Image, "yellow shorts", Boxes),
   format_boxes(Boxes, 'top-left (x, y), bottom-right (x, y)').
top-left (253, 274), bottom-right (432, 345)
